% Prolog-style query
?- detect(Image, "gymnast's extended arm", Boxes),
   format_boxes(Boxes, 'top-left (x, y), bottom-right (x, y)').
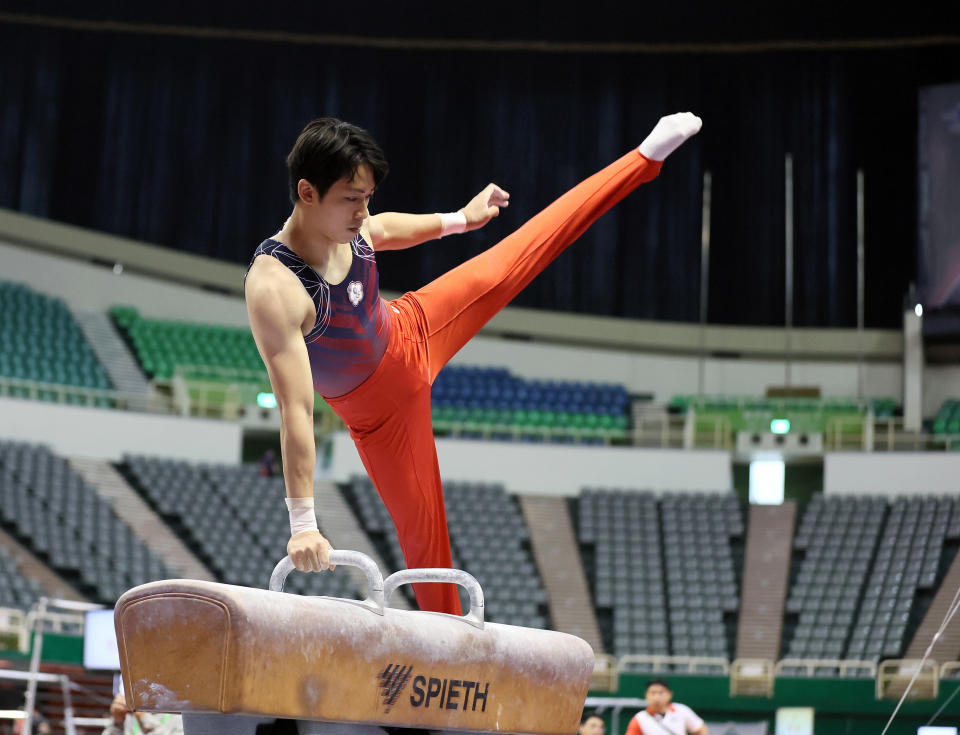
top-left (246, 258), bottom-right (334, 573)
top-left (364, 183), bottom-right (510, 251)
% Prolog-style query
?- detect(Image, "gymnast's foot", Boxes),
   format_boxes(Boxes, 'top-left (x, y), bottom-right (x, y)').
top-left (638, 112), bottom-right (702, 161)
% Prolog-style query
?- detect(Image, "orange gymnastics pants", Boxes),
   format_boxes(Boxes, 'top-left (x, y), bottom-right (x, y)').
top-left (325, 149), bottom-right (662, 614)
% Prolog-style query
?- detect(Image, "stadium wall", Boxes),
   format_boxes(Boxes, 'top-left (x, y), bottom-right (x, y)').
top-left (0, 397), bottom-right (241, 463)
top-left (324, 431), bottom-right (732, 495)
top-left (824, 452), bottom-right (960, 495)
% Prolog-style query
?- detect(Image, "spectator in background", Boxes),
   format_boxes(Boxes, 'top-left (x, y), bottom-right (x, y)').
top-left (578, 711), bottom-right (606, 735)
top-left (626, 679), bottom-right (708, 735)
top-left (12, 710), bottom-right (50, 735)
top-left (102, 693), bottom-right (183, 735)
top-left (259, 449), bottom-right (280, 478)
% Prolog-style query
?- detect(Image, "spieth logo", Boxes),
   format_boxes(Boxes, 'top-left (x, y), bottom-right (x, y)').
top-left (378, 663), bottom-right (413, 712)
top-left (377, 663), bottom-right (491, 714)
top-left (347, 280), bottom-right (364, 307)
top-left (409, 675), bottom-right (489, 712)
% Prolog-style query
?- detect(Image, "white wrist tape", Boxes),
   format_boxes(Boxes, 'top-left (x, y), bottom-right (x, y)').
top-left (285, 496), bottom-right (319, 536)
top-left (436, 211), bottom-right (467, 238)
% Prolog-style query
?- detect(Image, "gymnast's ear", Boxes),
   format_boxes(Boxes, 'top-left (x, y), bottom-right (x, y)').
top-left (296, 179), bottom-right (317, 205)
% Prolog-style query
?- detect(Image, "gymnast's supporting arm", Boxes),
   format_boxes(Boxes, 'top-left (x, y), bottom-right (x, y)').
top-left (363, 183), bottom-right (510, 251)
top-left (246, 259), bottom-right (333, 573)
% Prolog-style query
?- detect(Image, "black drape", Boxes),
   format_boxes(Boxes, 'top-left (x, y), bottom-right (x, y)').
top-left (2, 15), bottom-right (958, 327)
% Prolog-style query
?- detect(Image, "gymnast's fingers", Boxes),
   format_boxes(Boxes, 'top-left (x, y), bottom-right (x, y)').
top-left (485, 183), bottom-right (510, 208)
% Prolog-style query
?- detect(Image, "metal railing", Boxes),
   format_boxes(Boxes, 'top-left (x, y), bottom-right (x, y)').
top-left (22, 598), bottom-right (105, 735)
top-left (0, 606), bottom-right (27, 653)
top-left (584, 696), bottom-right (646, 735)
top-left (823, 415), bottom-right (868, 451)
top-left (941, 661), bottom-right (960, 680)
top-left (169, 365), bottom-right (345, 436)
top-left (689, 413), bottom-right (734, 449)
top-left (774, 658), bottom-right (877, 678)
top-left (0, 375), bottom-right (170, 414)
top-left (877, 658), bottom-right (939, 700)
top-left (730, 658), bottom-right (775, 698)
top-left (618, 655), bottom-right (731, 675)
top-left (873, 416), bottom-right (943, 452)
top-left (6, 365), bottom-right (956, 457)
top-left (0, 670), bottom-right (80, 735)
top-left (591, 654), bottom-right (619, 692)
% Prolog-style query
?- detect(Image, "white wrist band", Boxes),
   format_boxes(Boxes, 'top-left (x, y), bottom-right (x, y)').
top-left (437, 211), bottom-right (467, 238)
top-left (285, 496), bottom-right (319, 536)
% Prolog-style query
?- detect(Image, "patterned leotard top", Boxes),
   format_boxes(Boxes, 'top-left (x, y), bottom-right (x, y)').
top-left (249, 233), bottom-right (392, 398)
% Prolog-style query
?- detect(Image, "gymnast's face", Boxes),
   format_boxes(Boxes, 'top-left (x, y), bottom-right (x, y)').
top-left (300, 164), bottom-right (375, 243)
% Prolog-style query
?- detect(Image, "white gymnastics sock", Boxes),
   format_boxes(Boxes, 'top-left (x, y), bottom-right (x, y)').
top-left (638, 112), bottom-right (703, 161)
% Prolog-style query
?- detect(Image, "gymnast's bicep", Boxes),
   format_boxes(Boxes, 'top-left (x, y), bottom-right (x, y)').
top-left (245, 271), bottom-right (315, 419)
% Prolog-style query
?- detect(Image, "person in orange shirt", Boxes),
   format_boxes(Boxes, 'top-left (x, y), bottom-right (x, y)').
top-left (246, 113), bottom-right (702, 614)
top-left (626, 679), bottom-right (708, 735)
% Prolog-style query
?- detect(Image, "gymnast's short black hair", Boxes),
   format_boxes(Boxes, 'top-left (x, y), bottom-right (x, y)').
top-left (645, 677), bottom-right (672, 691)
top-left (286, 117), bottom-right (389, 204)
top-left (581, 711), bottom-right (604, 724)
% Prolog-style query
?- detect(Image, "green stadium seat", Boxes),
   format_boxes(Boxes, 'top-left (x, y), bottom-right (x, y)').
top-left (0, 281), bottom-right (114, 400)
top-left (112, 305), bottom-right (266, 382)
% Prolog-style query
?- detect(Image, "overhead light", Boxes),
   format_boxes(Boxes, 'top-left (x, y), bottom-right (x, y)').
top-left (915, 304), bottom-right (924, 317)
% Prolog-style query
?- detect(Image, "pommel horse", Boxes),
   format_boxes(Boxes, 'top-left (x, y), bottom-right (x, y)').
top-left (114, 550), bottom-right (594, 734)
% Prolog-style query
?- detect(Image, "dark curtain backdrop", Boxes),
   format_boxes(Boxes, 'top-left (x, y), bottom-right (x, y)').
top-left (1, 18), bottom-right (958, 327)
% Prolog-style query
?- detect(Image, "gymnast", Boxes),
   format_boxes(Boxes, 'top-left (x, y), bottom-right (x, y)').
top-left (245, 112), bottom-right (702, 614)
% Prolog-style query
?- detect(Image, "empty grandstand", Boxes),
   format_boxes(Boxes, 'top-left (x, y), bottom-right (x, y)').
top-left (120, 455), bottom-right (361, 599)
top-left (576, 489), bottom-right (744, 668)
top-left (0, 440), bottom-right (170, 604)
top-left (0, 282), bottom-right (112, 404)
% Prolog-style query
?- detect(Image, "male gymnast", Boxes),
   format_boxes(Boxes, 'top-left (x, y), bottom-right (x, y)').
top-left (245, 112), bottom-right (702, 614)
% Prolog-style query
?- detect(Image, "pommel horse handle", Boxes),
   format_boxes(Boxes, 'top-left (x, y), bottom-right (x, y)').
top-left (383, 568), bottom-right (485, 629)
top-left (269, 550), bottom-right (386, 614)
top-left (269, 551), bottom-right (485, 628)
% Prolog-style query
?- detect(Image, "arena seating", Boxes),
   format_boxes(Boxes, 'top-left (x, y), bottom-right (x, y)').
top-left (110, 305), bottom-right (264, 381)
top-left (578, 489), bottom-right (668, 660)
top-left (782, 494), bottom-right (960, 674)
top-left (431, 365), bottom-right (631, 444)
top-left (343, 476), bottom-right (409, 575)
top-left (344, 476), bottom-right (550, 628)
top-left (0, 440), bottom-right (169, 603)
top-left (849, 496), bottom-right (958, 660)
top-left (0, 546), bottom-right (45, 612)
top-left (932, 400), bottom-right (960, 449)
top-left (111, 307), bottom-right (633, 443)
top-left (0, 281), bottom-right (112, 398)
top-left (577, 488), bottom-right (743, 665)
top-left (661, 493), bottom-right (743, 660)
top-left (932, 399), bottom-right (960, 435)
top-left (122, 455), bottom-right (360, 599)
top-left (784, 495), bottom-right (887, 666)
